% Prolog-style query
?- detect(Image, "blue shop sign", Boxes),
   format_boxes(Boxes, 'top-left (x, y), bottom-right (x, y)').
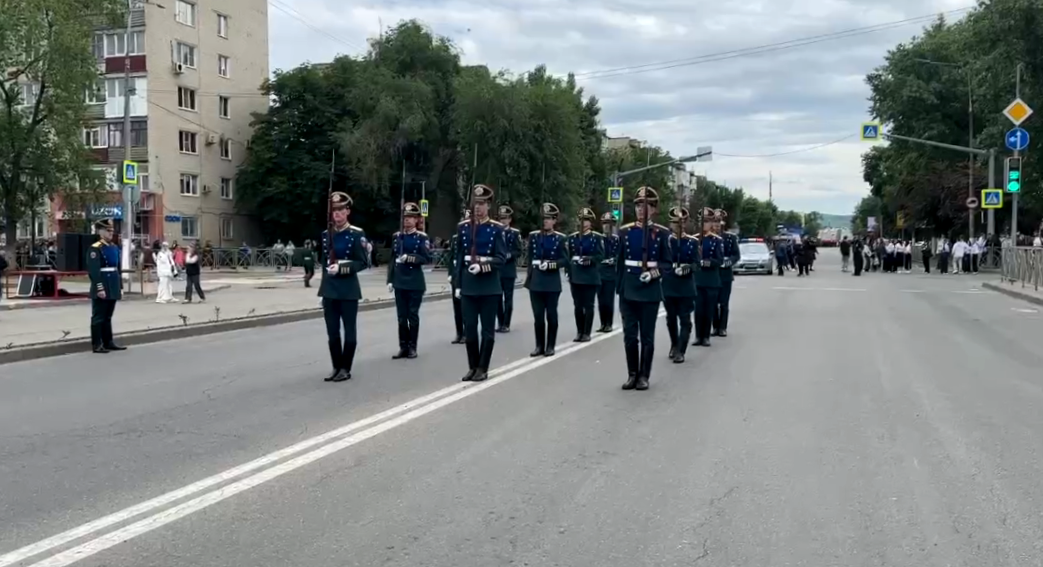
top-left (89, 204), bottom-right (123, 219)
top-left (164, 215), bottom-right (182, 222)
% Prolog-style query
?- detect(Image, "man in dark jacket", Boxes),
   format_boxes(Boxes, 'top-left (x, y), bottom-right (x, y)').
top-left (839, 236), bottom-right (851, 272)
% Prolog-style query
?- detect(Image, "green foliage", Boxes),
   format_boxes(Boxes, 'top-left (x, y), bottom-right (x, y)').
top-left (864, 0), bottom-right (1043, 236)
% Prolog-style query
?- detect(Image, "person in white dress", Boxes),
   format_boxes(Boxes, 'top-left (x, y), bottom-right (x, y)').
top-left (155, 242), bottom-right (179, 303)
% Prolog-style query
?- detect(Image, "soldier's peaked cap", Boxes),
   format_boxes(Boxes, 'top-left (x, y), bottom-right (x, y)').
top-left (701, 207), bottom-right (717, 220)
top-left (577, 207), bottom-right (596, 220)
top-left (634, 186), bottom-right (659, 204)
top-left (541, 202), bottom-right (560, 218)
top-left (403, 202), bottom-right (421, 216)
top-left (601, 211), bottom-right (616, 222)
top-left (330, 191), bottom-right (352, 209)
top-left (94, 218), bottom-right (114, 230)
top-left (714, 209), bottom-right (728, 220)
top-left (669, 206), bottom-right (690, 221)
top-left (471, 184), bottom-right (494, 201)
top-left (497, 204), bottom-right (513, 217)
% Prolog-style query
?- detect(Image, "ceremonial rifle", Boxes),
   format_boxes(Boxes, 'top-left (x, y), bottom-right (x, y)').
top-left (641, 191), bottom-right (650, 270)
top-left (469, 144), bottom-right (478, 266)
top-left (326, 149), bottom-right (336, 264)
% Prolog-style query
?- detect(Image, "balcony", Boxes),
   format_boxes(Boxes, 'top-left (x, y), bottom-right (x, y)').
top-left (105, 55), bottom-right (147, 75)
top-left (107, 146), bottom-right (149, 163)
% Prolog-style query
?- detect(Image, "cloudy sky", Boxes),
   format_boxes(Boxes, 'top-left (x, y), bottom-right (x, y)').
top-left (269, 0), bottom-right (973, 215)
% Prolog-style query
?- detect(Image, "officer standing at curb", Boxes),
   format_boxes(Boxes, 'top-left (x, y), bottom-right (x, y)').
top-left (447, 209), bottom-right (468, 345)
top-left (693, 207), bottom-right (723, 348)
top-left (663, 207), bottom-right (697, 364)
top-left (713, 210), bottom-right (740, 337)
top-left (86, 218), bottom-right (126, 354)
top-left (454, 184), bottom-right (507, 382)
top-left (387, 202), bottom-right (431, 360)
top-left (567, 207), bottom-right (604, 342)
top-left (496, 204), bottom-right (523, 333)
top-left (525, 203), bottom-right (569, 357)
top-left (617, 187), bottom-right (673, 391)
top-left (596, 212), bottom-right (619, 332)
top-left (319, 191), bottom-right (369, 382)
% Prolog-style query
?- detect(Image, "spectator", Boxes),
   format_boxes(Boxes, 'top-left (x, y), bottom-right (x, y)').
top-left (183, 242), bottom-right (205, 303)
top-left (155, 242), bottom-right (178, 303)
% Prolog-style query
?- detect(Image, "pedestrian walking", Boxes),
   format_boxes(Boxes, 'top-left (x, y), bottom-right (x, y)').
top-left (183, 243), bottom-right (205, 303)
top-left (86, 219), bottom-right (126, 353)
top-left (319, 191), bottom-right (369, 382)
top-left (387, 202), bottom-right (431, 360)
top-left (839, 236), bottom-right (851, 272)
top-left (524, 203), bottom-right (568, 357)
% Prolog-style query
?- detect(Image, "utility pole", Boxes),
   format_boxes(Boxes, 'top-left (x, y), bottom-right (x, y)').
top-left (1012, 63), bottom-right (1023, 243)
top-left (120, 0), bottom-right (134, 283)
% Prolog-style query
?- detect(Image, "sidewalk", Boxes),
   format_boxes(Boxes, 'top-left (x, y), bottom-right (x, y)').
top-left (981, 279), bottom-right (1043, 306)
top-left (0, 271), bottom-right (454, 350)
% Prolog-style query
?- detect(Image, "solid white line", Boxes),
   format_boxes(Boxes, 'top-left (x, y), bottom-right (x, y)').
top-left (771, 286), bottom-right (866, 292)
top-left (24, 326), bottom-right (630, 567)
top-left (0, 354), bottom-right (539, 567)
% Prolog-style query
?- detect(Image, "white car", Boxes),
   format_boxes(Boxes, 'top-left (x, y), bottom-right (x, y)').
top-left (733, 238), bottom-right (774, 275)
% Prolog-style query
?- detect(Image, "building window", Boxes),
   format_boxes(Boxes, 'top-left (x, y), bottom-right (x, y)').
top-left (108, 121), bottom-right (147, 148)
top-left (217, 13), bottom-right (229, 38)
top-left (181, 216), bottom-right (199, 238)
top-left (18, 83), bottom-right (38, 107)
top-left (139, 173), bottom-right (151, 193)
top-left (220, 177), bottom-right (233, 199)
top-left (92, 33), bottom-right (105, 58)
top-left (180, 174), bottom-right (199, 196)
top-left (177, 87), bottom-right (196, 111)
top-left (85, 79), bottom-right (106, 104)
top-left (104, 77), bottom-right (148, 117)
top-left (220, 137), bottom-right (231, 159)
top-left (176, 42), bottom-right (196, 68)
top-left (175, 0), bottom-right (196, 26)
top-left (218, 96), bottom-right (230, 118)
top-left (217, 55), bottom-right (230, 78)
top-left (220, 217), bottom-right (233, 239)
top-left (179, 130), bottom-right (197, 154)
top-left (103, 31), bottom-right (145, 57)
top-left (83, 126), bottom-right (107, 148)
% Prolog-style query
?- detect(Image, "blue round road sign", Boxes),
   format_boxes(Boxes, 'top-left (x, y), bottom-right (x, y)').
top-left (1006, 128), bottom-right (1030, 151)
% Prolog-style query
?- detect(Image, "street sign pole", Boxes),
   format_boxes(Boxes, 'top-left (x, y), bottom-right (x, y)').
top-left (987, 148), bottom-right (996, 236)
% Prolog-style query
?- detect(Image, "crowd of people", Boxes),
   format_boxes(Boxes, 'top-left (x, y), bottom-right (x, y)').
top-left (837, 234), bottom-right (997, 276)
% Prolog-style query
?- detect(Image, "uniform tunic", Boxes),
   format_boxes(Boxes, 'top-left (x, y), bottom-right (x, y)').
top-left (525, 230), bottom-right (569, 351)
top-left (615, 221), bottom-right (673, 377)
top-left (387, 229), bottom-right (431, 350)
top-left (597, 231), bottom-right (620, 329)
top-left (694, 233), bottom-right (724, 344)
top-left (453, 217), bottom-right (508, 372)
top-left (318, 224), bottom-right (369, 371)
top-left (662, 233), bottom-right (698, 354)
top-left (567, 230), bottom-right (604, 339)
top-left (714, 232), bottom-right (741, 334)
top-left (497, 226), bottom-right (523, 328)
top-left (86, 240), bottom-right (122, 348)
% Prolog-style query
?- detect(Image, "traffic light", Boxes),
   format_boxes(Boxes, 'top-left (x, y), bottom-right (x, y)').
top-left (1005, 156), bottom-right (1022, 193)
top-left (611, 208), bottom-right (621, 221)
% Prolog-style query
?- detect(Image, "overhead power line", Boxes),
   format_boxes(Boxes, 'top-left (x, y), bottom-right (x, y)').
top-left (715, 134), bottom-right (857, 158)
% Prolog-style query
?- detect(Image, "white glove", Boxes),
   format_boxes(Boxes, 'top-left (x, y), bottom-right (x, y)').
top-left (387, 283), bottom-right (394, 293)
top-left (674, 266), bottom-right (686, 276)
top-left (468, 263), bottom-right (481, 275)
top-left (447, 275), bottom-right (453, 283)
top-left (396, 255), bottom-right (406, 264)
top-left (539, 261), bottom-right (549, 271)
top-left (639, 271), bottom-right (652, 283)
top-left (454, 289), bottom-right (461, 299)
top-left (326, 264), bottom-right (338, 275)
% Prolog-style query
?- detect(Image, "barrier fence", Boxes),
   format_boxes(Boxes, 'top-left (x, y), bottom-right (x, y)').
top-left (1000, 246), bottom-right (1043, 292)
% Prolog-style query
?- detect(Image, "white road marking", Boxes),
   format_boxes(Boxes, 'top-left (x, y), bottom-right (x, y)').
top-left (9, 318), bottom-right (650, 567)
top-left (899, 289), bottom-right (926, 293)
top-left (952, 290), bottom-right (984, 294)
top-left (771, 286), bottom-right (867, 292)
top-left (1012, 307), bottom-right (1039, 313)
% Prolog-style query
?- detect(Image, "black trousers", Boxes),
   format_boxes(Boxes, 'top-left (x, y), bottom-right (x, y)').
top-left (597, 278), bottom-right (616, 327)
top-left (184, 273), bottom-right (205, 301)
top-left (663, 296), bottom-right (694, 352)
top-left (922, 255), bottom-right (932, 273)
top-left (90, 298), bottom-right (118, 347)
top-left (451, 286), bottom-right (464, 337)
top-left (497, 277), bottom-right (516, 327)
top-left (394, 289), bottom-right (423, 348)
top-left (304, 263), bottom-right (315, 287)
top-left (462, 294), bottom-right (499, 370)
top-left (853, 255), bottom-right (863, 275)
top-left (322, 298), bottom-right (359, 371)
top-left (620, 298), bottom-right (659, 376)
top-left (694, 287), bottom-right (719, 342)
top-left (713, 280), bottom-right (733, 333)
top-left (570, 283), bottom-right (597, 336)
top-left (529, 290), bottom-right (560, 349)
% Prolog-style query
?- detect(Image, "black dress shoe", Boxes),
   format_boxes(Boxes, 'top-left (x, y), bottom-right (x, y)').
top-left (701, 338), bottom-right (712, 347)
top-left (543, 346), bottom-right (556, 357)
top-left (578, 334), bottom-right (591, 342)
top-left (635, 376), bottom-right (649, 390)
top-left (718, 330), bottom-right (728, 337)
top-left (471, 369), bottom-right (489, 382)
top-left (622, 374), bottom-right (638, 390)
top-left (93, 346), bottom-right (110, 354)
top-left (461, 369), bottom-right (476, 381)
top-left (572, 335), bottom-right (582, 342)
top-left (392, 348), bottom-right (408, 359)
top-left (501, 326), bottom-right (510, 333)
top-left (451, 336), bottom-right (465, 344)
top-left (530, 348), bottom-right (545, 357)
top-left (331, 370), bottom-right (350, 382)
top-left (668, 347), bottom-right (677, 359)
top-left (673, 354), bottom-right (685, 364)
top-left (406, 348), bottom-right (418, 359)
top-left (103, 344), bottom-right (127, 351)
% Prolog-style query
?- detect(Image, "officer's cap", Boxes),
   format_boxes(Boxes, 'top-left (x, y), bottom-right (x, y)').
top-left (497, 204), bottom-right (513, 218)
top-left (541, 202), bottom-right (560, 219)
top-left (601, 211), bottom-right (616, 223)
top-left (330, 191), bottom-right (352, 210)
top-left (577, 207), bottom-right (596, 221)
top-left (470, 184), bottom-right (494, 202)
top-left (701, 207), bottom-right (717, 221)
top-left (669, 206), bottom-right (690, 222)
top-left (403, 202), bottom-right (421, 216)
top-left (634, 186), bottom-right (659, 205)
top-left (714, 209), bottom-right (728, 221)
top-left (94, 218), bottom-right (114, 231)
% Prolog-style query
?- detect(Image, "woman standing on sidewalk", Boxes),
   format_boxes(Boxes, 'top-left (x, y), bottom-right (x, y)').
top-left (155, 242), bottom-right (178, 303)
top-left (184, 243), bottom-right (205, 303)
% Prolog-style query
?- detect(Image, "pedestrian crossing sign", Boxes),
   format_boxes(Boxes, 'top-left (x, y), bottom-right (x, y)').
top-left (607, 187), bottom-right (623, 203)
top-left (861, 122), bottom-right (881, 141)
top-left (981, 189), bottom-right (1003, 209)
top-left (122, 160), bottom-right (138, 185)
top-left (419, 199), bottom-right (429, 217)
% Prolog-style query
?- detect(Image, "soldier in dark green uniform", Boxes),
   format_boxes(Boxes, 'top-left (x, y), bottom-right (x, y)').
top-left (524, 203), bottom-right (569, 357)
top-left (566, 207), bottom-right (604, 342)
top-left (596, 211), bottom-right (619, 332)
top-left (86, 218), bottom-right (126, 354)
top-left (616, 187), bottom-right (673, 391)
top-left (713, 210), bottom-right (740, 337)
top-left (448, 209), bottom-right (469, 344)
top-left (693, 207), bottom-right (723, 348)
top-left (301, 241), bottom-right (316, 287)
top-left (662, 206), bottom-right (698, 363)
top-left (496, 204), bottom-right (522, 333)
top-left (319, 191), bottom-right (370, 382)
top-left (454, 184), bottom-right (508, 382)
top-left (387, 202), bottom-right (431, 359)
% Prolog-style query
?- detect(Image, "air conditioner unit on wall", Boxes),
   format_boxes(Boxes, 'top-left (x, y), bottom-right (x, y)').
top-left (206, 133), bottom-right (217, 145)
top-left (173, 62), bottom-right (184, 74)
top-left (202, 184), bottom-right (211, 195)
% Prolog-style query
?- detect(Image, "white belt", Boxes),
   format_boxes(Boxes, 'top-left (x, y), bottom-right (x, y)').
top-left (100, 267), bottom-right (118, 272)
top-left (624, 260), bottom-right (657, 267)
top-left (464, 255), bottom-right (491, 262)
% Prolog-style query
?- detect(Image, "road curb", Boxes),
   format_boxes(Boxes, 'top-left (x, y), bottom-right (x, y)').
top-left (981, 281), bottom-right (1043, 307)
top-left (0, 285), bottom-right (235, 311)
top-left (0, 282), bottom-right (524, 365)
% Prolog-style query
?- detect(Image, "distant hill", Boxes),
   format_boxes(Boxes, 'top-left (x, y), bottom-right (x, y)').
top-left (817, 214), bottom-right (852, 229)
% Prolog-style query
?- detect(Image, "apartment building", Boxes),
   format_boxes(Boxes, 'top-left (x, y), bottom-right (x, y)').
top-left (53, 0), bottom-right (269, 246)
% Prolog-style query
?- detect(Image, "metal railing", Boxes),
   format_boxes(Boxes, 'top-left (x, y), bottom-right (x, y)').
top-left (999, 246), bottom-right (1043, 291)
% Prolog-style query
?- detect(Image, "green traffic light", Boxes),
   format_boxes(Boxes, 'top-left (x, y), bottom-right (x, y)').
top-left (1008, 181), bottom-right (1020, 192)
top-left (612, 210), bottom-right (621, 220)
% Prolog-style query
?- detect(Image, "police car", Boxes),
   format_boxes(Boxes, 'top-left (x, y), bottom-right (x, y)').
top-left (734, 238), bottom-right (773, 275)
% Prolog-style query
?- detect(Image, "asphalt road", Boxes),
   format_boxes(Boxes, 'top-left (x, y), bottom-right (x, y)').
top-left (3, 250), bottom-right (1043, 566)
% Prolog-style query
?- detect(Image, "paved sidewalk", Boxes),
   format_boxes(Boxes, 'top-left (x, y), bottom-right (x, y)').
top-left (982, 279), bottom-right (1043, 306)
top-left (0, 271), bottom-right (453, 349)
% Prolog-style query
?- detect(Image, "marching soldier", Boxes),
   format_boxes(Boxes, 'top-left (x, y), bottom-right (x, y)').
top-left (387, 202), bottom-right (431, 359)
top-left (567, 207), bottom-right (604, 342)
top-left (447, 209), bottom-right (469, 344)
top-left (616, 187), bottom-right (673, 391)
top-left (524, 203), bottom-right (569, 356)
top-left (693, 207), bottom-right (723, 347)
top-left (663, 207), bottom-right (697, 363)
top-left (496, 204), bottom-right (523, 333)
top-left (301, 240), bottom-right (316, 287)
top-left (713, 210), bottom-right (740, 337)
top-left (454, 184), bottom-right (508, 382)
top-left (319, 191), bottom-right (369, 382)
top-left (86, 218), bottom-right (126, 354)
top-left (596, 211), bottom-right (619, 332)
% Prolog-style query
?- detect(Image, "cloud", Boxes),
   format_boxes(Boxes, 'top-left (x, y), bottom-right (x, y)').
top-left (271, 0), bottom-right (974, 214)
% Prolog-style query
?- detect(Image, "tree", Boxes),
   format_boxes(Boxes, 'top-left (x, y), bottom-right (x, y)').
top-left (0, 0), bottom-right (120, 255)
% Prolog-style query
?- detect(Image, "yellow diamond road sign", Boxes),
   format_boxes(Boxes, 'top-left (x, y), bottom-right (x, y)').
top-left (1003, 98), bottom-right (1033, 126)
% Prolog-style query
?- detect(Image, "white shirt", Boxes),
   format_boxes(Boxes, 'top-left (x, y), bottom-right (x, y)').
top-left (886, 243), bottom-right (895, 254)
top-left (952, 242), bottom-right (966, 256)
top-left (904, 244), bottom-right (912, 254)
top-left (1034, 236), bottom-right (1041, 247)
top-left (156, 249), bottom-right (175, 276)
